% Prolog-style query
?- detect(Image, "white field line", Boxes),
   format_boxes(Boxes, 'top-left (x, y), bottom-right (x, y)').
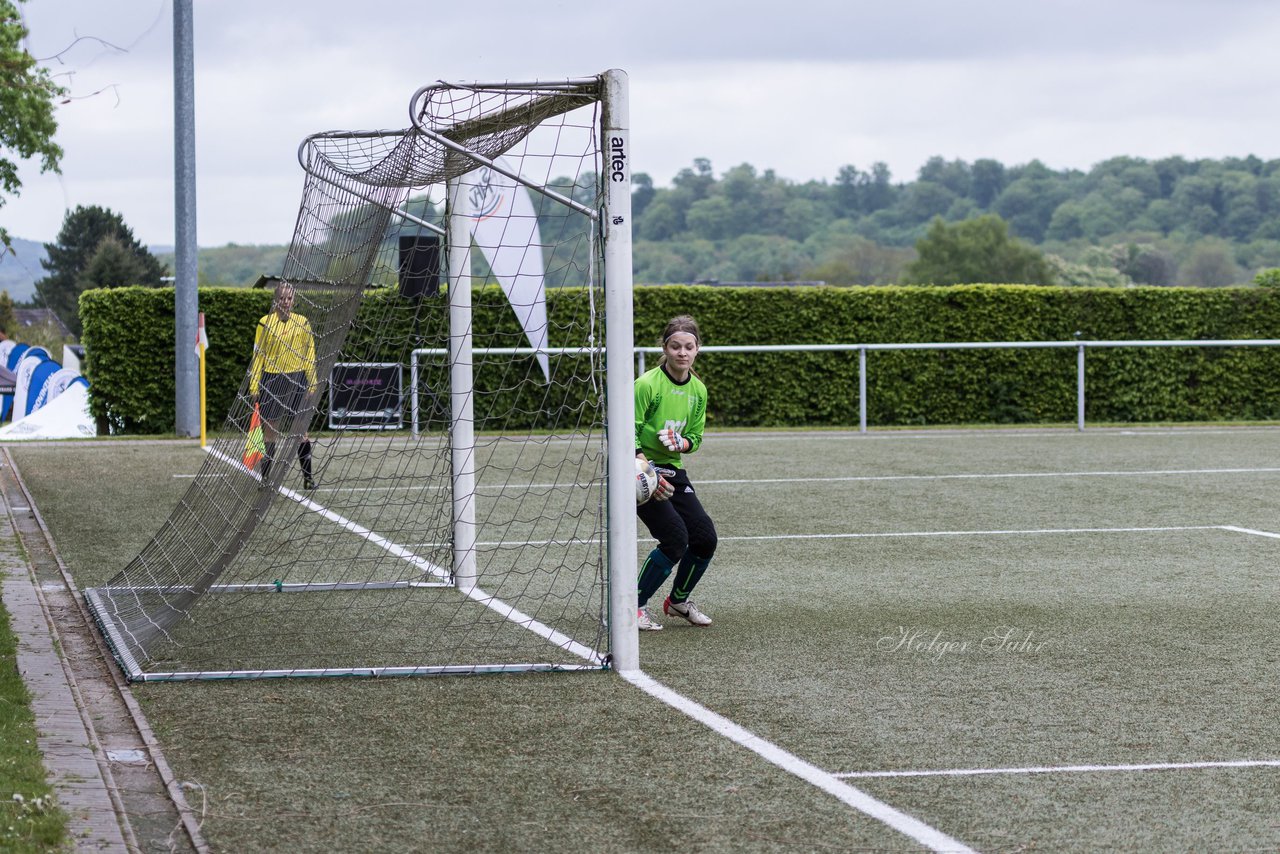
top-left (1220, 525), bottom-right (1280, 539)
top-left (721, 525), bottom-right (1223, 542)
top-left (187, 465), bottom-right (1280, 490)
top-left (399, 524), bottom-right (1227, 550)
top-left (837, 758), bottom-right (1280, 779)
top-left (622, 671), bottom-right (975, 854)
top-left (708, 427), bottom-right (1280, 441)
top-left (699, 466), bottom-right (1280, 486)
top-left (202, 447), bottom-right (602, 665)
top-left (193, 447), bottom-right (1255, 848)
top-left (202, 456), bottom-right (974, 849)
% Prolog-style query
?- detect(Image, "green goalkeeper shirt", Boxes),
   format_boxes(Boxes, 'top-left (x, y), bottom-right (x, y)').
top-left (634, 365), bottom-right (707, 469)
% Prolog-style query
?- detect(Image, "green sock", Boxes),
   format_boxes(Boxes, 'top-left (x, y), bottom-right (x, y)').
top-left (670, 553), bottom-right (712, 603)
top-left (637, 548), bottom-right (676, 606)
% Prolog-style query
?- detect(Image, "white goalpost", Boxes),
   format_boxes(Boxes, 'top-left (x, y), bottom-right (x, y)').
top-left (84, 70), bottom-right (638, 680)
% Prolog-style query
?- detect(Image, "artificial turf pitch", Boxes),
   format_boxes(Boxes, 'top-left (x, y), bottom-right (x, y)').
top-left (10, 427), bottom-right (1280, 852)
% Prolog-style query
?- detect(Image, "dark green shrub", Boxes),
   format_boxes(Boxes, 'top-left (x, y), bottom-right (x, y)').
top-left (80, 284), bottom-right (1280, 433)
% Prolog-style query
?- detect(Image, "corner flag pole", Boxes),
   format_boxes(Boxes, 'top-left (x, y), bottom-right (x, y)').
top-left (196, 312), bottom-right (208, 446)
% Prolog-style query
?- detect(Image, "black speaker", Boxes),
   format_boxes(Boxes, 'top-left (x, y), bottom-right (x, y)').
top-left (398, 235), bottom-right (441, 299)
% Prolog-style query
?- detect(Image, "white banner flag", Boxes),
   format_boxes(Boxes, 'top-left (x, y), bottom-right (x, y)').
top-left (460, 159), bottom-right (550, 381)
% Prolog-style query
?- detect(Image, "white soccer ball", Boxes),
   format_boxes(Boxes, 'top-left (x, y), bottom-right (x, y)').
top-left (635, 458), bottom-right (659, 505)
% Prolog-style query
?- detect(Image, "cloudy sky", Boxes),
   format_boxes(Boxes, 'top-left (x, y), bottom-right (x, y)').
top-left (3, 0), bottom-right (1280, 249)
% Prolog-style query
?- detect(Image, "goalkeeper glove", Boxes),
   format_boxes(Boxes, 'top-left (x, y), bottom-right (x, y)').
top-left (657, 427), bottom-right (691, 453)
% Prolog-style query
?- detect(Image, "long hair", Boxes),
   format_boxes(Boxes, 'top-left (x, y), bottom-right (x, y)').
top-left (656, 314), bottom-right (701, 369)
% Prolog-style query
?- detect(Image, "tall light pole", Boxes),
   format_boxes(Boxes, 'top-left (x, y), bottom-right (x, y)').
top-left (173, 0), bottom-right (198, 436)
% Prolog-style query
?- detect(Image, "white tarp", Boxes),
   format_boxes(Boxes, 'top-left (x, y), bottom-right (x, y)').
top-left (34, 367), bottom-right (81, 410)
top-left (0, 381), bottom-right (95, 440)
top-left (12, 354), bottom-right (46, 420)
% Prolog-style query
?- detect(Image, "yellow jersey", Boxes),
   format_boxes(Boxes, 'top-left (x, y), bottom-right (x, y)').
top-left (249, 312), bottom-right (317, 396)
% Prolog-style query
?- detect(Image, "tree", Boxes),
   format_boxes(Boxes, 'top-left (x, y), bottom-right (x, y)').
top-left (834, 164), bottom-right (862, 217)
top-left (0, 1), bottom-right (66, 252)
top-left (900, 181), bottom-right (959, 223)
top-left (719, 234), bottom-right (810, 281)
top-left (862, 162), bottom-right (897, 213)
top-left (780, 198), bottom-right (825, 243)
top-left (36, 205), bottom-right (167, 335)
top-left (916, 156), bottom-right (971, 198)
top-left (1043, 253), bottom-right (1131, 287)
top-left (1177, 238), bottom-right (1241, 287)
top-left (636, 196), bottom-right (683, 241)
top-left (1111, 242), bottom-right (1177, 286)
top-left (685, 196), bottom-right (734, 241)
top-left (631, 172), bottom-right (655, 220)
top-left (0, 288), bottom-right (15, 333)
top-left (670, 158), bottom-right (715, 203)
top-left (970, 159), bottom-right (1007, 208)
top-left (905, 214), bottom-right (1055, 285)
top-left (1253, 268), bottom-right (1280, 288)
top-left (992, 161), bottom-right (1075, 242)
top-left (78, 234), bottom-right (155, 290)
top-left (803, 233), bottom-right (912, 285)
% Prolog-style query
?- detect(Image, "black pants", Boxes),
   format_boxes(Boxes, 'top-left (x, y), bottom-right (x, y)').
top-left (636, 466), bottom-right (718, 563)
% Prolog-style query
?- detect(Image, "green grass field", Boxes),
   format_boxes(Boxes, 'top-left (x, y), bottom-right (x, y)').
top-left (9, 427), bottom-right (1280, 851)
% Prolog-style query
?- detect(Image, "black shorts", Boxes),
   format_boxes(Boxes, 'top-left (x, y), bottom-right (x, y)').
top-left (259, 371), bottom-right (308, 422)
top-left (636, 466), bottom-right (718, 559)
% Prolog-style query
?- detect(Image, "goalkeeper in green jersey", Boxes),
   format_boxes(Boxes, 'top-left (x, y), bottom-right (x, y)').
top-left (634, 315), bottom-right (718, 631)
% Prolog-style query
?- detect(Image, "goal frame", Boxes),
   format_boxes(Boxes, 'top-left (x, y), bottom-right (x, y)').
top-left (83, 69), bottom-right (639, 680)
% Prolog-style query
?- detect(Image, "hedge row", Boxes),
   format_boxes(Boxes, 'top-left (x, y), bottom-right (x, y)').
top-left (79, 284), bottom-right (1280, 434)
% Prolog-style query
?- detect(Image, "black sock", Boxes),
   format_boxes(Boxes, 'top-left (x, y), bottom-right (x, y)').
top-left (297, 439), bottom-right (313, 481)
top-left (262, 442), bottom-right (276, 478)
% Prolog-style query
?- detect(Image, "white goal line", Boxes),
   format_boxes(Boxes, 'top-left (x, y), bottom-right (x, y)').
top-left (837, 758), bottom-right (1280, 779)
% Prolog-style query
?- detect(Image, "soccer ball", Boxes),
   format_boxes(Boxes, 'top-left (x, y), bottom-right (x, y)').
top-left (635, 458), bottom-right (659, 505)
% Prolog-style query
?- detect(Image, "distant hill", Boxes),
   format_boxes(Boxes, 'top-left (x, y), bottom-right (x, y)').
top-left (0, 237), bottom-right (290, 303)
top-left (153, 243), bottom-right (289, 287)
top-left (0, 236), bottom-right (48, 303)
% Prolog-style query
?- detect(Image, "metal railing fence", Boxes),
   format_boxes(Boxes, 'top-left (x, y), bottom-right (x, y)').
top-left (645, 338), bottom-right (1280, 431)
top-left (412, 339), bottom-right (1280, 433)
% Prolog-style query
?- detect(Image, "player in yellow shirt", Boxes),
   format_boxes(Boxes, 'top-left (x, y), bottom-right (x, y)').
top-left (249, 280), bottom-right (318, 489)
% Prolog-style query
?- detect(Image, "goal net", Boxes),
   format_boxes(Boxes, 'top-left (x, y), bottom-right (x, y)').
top-left (84, 71), bottom-right (639, 680)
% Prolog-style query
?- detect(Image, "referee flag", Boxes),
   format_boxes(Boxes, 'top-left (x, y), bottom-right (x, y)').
top-left (243, 403), bottom-right (266, 470)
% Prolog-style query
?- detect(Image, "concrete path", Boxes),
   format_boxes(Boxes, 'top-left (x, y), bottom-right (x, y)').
top-left (0, 452), bottom-right (206, 853)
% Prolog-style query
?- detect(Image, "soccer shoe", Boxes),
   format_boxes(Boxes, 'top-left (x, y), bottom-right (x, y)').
top-left (637, 607), bottom-right (664, 631)
top-left (303, 476), bottom-right (317, 491)
top-left (663, 596), bottom-right (712, 626)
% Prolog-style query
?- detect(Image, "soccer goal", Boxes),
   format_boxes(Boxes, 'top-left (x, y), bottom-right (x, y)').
top-left (84, 70), bottom-right (640, 680)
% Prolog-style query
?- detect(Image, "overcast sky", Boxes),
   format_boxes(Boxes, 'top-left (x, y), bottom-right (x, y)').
top-left (4, 0), bottom-right (1280, 249)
